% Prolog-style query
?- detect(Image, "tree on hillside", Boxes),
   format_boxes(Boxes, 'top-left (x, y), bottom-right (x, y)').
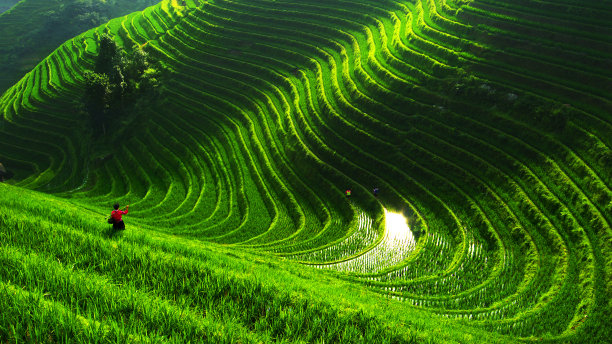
top-left (0, 0), bottom-right (159, 94)
top-left (94, 33), bottom-right (118, 75)
top-left (83, 71), bottom-right (111, 135)
top-left (83, 33), bottom-right (161, 137)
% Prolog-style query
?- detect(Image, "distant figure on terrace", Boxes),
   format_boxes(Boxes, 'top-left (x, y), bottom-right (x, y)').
top-left (110, 203), bottom-right (129, 230)
top-left (345, 189), bottom-right (352, 198)
top-left (373, 187), bottom-right (379, 197)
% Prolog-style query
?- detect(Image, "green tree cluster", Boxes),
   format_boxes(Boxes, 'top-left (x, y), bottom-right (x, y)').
top-left (0, 0), bottom-right (157, 93)
top-left (83, 33), bottom-right (160, 137)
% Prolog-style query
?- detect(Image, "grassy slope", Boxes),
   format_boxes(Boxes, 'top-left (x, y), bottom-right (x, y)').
top-left (0, 0), bottom-right (611, 342)
top-left (0, 182), bottom-right (507, 343)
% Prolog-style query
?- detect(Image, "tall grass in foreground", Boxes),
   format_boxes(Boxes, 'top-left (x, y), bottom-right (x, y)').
top-left (1, 183), bottom-right (513, 343)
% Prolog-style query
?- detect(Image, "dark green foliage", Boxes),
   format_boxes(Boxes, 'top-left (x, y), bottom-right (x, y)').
top-left (513, 96), bottom-right (571, 132)
top-left (94, 33), bottom-right (118, 75)
top-left (83, 33), bottom-right (160, 137)
top-left (0, 0), bottom-right (18, 14)
top-left (0, 0), bottom-right (158, 93)
top-left (440, 73), bottom-right (571, 133)
top-left (83, 71), bottom-right (111, 135)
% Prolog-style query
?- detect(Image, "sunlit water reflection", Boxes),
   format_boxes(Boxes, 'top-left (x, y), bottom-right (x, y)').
top-left (384, 209), bottom-right (416, 250)
top-left (313, 209), bottom-right (417, 273)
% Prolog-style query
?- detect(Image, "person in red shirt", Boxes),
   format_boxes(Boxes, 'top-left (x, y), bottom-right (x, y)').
top-left (111, 203), bottom-right (129, 230)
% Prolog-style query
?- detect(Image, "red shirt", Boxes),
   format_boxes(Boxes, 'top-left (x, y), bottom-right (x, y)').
top-left (111, 208), bottom-right (128, 222)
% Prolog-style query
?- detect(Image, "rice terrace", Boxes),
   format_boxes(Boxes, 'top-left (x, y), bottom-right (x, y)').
top-left (0, 0), bottom-right (610, 342)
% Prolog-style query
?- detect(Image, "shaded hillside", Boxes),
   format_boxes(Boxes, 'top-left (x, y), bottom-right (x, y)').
top-left (0, 0), bottom-right (158, 93)
top-left (0, 0), bottom-right (610, 342)
top-left (0, 0), bottom-right (19, 14)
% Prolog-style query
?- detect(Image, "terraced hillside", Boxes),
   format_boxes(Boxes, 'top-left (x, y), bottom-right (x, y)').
top-left (1, 0), bottom-right (611, 342)
top-left (0, 0), bottom-right (18, 14)
top-left (0, 0), bottom-right (159, 93)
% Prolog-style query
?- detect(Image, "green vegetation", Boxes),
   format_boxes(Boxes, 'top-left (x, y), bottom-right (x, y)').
top-left (1, 183), bottom-right (507, 343)
top-left (0, 0), bottom-right (19, 14)
top-left (0, 0), bottom-right (158, 93)
top-left (83, 33), bottom-right (160, 137)
top-left (0, 0), bottom-right (610, 342)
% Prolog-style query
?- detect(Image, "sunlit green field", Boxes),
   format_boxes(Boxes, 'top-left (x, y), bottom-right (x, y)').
top-left (0, 0), bottom-right (610, 342)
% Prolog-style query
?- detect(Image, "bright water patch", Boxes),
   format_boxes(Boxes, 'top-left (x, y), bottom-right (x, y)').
top-left (383, 209), bottom-right (416, 250)
top-left (313, 209), bottom-right (416, 273)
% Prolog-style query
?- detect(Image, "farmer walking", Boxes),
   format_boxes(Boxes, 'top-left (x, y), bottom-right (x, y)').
top-left (110, 203), bottom-right (129, 230)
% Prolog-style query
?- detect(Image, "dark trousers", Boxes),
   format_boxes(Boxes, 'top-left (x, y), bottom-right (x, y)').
top-left (113, 220), bottom-right (125, 230)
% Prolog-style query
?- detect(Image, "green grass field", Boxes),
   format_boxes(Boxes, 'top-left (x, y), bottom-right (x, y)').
top-left (0, 0), bottom-right (610, 342)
